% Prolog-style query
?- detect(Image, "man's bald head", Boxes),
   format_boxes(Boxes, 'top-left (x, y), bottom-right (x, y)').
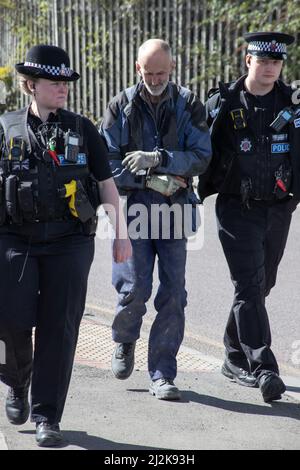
top-left (137, 39), bottom-right (173, 63)
top-left (136, 39), bottom-right (175, 100)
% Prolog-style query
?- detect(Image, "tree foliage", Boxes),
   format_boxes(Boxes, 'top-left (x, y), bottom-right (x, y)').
top-left (203, 0), bottom-right (300, 82)
top-left (0, 0), bottom-right (299, 113)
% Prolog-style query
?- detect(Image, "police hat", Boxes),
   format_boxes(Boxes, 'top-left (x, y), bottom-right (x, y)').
top-left (15, 44), bottom-right (80, 81)
top-left (244, 32), bottom-right (295, 60)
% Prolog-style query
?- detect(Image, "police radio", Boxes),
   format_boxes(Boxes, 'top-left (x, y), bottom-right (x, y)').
top-left (64, 130), bottom-right (81, 162)
top-left (270, 107), bottom-right (295, 132)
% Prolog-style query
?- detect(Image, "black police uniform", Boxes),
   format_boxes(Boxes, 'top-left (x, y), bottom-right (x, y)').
top-left (0, 46), bottom-right (111, 425)
top-left (199, 32), bottom-right (300, 379)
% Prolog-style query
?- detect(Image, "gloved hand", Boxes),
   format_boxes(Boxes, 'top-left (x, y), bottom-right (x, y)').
top-left (122, 150), bottom-right (162, 174)
top-left (146, 174), bottom-right (187, 196)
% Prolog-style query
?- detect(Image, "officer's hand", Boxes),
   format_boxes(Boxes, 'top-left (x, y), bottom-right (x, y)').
top-left (113, 237), bottom-right (132, 263)
top-left (122, 151), bottom-right (162, 174)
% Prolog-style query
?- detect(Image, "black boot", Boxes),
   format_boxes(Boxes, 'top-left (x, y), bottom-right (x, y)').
top-left (36, 422), bottom-right (64, 447)
top-left (259, 372), bottom-right (286, 402)
top-left (5, 386), bottom-right (30, 425)
top-left (221, 358), bottom-right (257, 387)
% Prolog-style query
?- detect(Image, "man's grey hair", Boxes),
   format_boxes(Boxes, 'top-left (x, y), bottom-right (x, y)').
top-left (138, 39), bottom-right (173, 61)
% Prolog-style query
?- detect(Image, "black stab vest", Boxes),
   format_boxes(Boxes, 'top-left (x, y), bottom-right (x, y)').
top-left (228, 88), bottom-right (291, 200)
top-left (0, 107), bottom-right (93, 223)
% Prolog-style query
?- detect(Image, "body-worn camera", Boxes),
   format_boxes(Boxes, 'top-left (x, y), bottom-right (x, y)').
top-left (8, 137), bottom-right (26, 161)
top-left (64, 130), bottom-right (81, 162)
top-left (230, 108), bottom-right (247, 130)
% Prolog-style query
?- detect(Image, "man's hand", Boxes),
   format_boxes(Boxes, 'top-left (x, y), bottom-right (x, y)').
top-left (146, 174), bottom-right (187, 196)
top-left (122, 150), bottom-right (161, 174)
top-left (113, 237), bottom-right (132, 263)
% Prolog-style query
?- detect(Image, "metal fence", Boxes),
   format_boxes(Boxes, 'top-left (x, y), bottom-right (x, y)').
top-left (0, 0), bottom-right (297, 121)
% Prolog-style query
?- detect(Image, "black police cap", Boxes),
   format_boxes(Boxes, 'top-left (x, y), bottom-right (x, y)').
top-left (244, 32), bottom-right (295, 60)
top-left (15, 44), bottom-right (80, 81)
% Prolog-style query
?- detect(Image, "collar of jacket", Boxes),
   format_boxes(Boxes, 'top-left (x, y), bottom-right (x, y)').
top-left (219, 74), bottom-right (293, 99)
top-left (210, 75), bottom-right (294, 134)
top-left (122, 81), bottom-right (180, 154)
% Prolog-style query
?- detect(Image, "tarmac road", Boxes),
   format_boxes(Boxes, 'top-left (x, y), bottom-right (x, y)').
top-left (0, 195), bottom-right (299, 451)
top-left (87, 194), bottom-right (300, 378)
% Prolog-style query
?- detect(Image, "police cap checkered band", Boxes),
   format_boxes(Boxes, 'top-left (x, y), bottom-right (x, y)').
top-left (244, 32), bottom-right (294, 60)
top-left (247, 41), bottom-right (287, 54)
top-left (24, 61), bottom-right (73, 77)
top-left (15, 45), bottom-right (80, 81)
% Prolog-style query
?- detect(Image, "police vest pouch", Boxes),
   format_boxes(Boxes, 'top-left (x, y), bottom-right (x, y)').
top-left (5, 174), bottom-right (22, 224)
top-left (59, 179), bottom-right (95, 223)
top-left (240, 177), bottom-right (252, 208)
top-left (0, 175), bottom-right (6, 225)
top-left (86, 175), bottom-right (101, 210)
top-left (18, 181), bottom-right (34, 220)
top-left (74, 180), bottom-right (95, 222)
top-left (82, 215), bottom-right (98, 235)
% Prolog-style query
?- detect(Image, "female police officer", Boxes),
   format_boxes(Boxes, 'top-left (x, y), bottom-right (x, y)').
top-left (0, 44), bottom-right (131, 447)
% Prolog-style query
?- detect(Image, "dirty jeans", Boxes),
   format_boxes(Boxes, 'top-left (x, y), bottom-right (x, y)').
top-left (112, 190), bottom-right (187, 381)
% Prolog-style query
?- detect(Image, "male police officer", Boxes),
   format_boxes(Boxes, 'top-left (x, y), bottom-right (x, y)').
top-left (199, 32), bottom-right (299, 402)
top-left (0, 45), bottom-right (131, 446)
top-left (101, 39), bottom-right (211, 400)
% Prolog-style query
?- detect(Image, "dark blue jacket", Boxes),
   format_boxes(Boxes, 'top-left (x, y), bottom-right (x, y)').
top-left (100, 81), bottom-right (212, 198)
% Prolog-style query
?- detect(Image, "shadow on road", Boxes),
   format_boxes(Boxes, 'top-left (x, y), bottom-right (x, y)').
top-left (19, 429), bottom-right (165, 450)
top-left (286, 385), bottom-right (300, 393)
top-left (127, 387), bottom-right (300, 420)
top-left (180, 390), bottom-right (300, 420)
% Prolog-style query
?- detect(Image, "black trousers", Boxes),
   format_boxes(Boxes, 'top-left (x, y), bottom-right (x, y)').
top-left (0, 227), bottom-right (94, 423)
top-left (216, 194), bottom-right (297, 378)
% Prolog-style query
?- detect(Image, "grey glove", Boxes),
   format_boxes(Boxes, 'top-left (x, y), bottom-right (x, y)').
top-left (122, 150), bottom-right (162, 174)
top-left (146, 174), bottom-right (187, 196)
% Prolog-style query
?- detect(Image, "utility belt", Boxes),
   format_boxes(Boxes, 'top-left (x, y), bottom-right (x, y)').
top-left (240, 162), bottom-right (292, 208)
top-left (0, 174), bottom-right (100, 234)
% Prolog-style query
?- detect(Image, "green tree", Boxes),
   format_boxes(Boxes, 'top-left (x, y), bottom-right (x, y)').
top-left (197, 0), bottom-right (300, 84)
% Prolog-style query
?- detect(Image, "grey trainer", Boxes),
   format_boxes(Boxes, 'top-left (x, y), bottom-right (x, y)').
top-left (149, 378), bottom-right (181, 400)
top-left (111, 342), bottom-right (136, 380)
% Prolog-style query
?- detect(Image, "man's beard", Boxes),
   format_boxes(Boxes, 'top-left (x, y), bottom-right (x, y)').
top-left (144, 80), bottom-right (169, 96)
